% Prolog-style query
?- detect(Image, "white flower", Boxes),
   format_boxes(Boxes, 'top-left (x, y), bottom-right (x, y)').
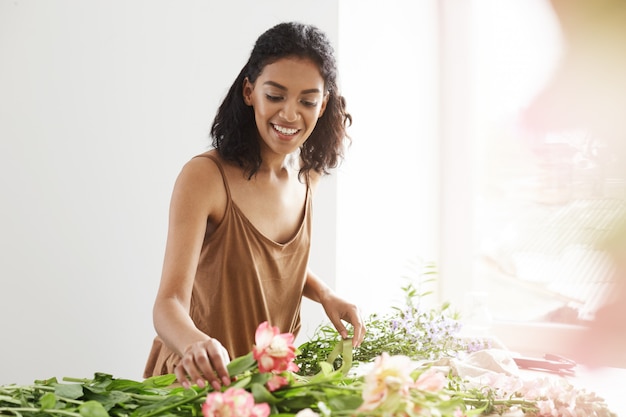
top-left (295, 408), bottom-right (320, 417)
top-left (358, 353), bottom-right (415, 412)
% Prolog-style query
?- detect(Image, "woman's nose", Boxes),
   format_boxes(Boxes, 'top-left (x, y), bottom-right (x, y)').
top-left (279, 101), bottom-right (298, 122)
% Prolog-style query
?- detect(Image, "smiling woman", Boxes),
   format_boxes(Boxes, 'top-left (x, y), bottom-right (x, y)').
top-left (144, 21), bottom-right (365, 391)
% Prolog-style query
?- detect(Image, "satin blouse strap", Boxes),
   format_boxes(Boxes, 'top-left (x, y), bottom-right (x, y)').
top-left (305, 171), bottom-right (312, 208)
top-left (198, 154), bottom-right (232, 200)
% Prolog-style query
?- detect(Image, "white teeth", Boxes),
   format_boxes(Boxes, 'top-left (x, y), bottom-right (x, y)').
top-left (273, 124), bottom-right (298, 135)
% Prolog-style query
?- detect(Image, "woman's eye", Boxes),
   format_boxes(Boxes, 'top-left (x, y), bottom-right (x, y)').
top-left (265, 94), bottom-right (283, 102)
top-left (301, 100), bottom-right (318, 107)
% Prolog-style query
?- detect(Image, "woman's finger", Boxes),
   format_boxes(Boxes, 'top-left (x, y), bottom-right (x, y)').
top-left (180, 351), bottom-right (208, 388)
top-left (206, 342), bottom-right (231, 386)
top-left (174, 363), bottom-right (191, 389)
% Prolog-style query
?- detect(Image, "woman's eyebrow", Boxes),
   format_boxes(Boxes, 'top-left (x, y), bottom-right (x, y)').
top-left (263, 81), bottom-right (322, 95)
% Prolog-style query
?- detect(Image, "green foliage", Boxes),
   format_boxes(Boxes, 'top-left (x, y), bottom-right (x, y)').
top-left (296, 275), bottom-right (470, 376)
top-left (0, 266), bottom-right (616, 417)
top-left (0, 372), bottom-right (202, 417)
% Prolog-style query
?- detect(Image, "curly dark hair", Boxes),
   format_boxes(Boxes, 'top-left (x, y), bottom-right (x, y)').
top-left (210, 22), bottom-right (352, 179)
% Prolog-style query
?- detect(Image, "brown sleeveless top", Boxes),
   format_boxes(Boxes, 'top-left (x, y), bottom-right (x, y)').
top-left (143, 154), bottom-right (312, 377)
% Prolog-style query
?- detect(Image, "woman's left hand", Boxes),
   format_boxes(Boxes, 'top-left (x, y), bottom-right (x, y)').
top-left (320, 293), bottom-right (366, 347)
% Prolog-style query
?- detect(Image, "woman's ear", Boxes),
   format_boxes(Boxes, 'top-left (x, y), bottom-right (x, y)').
top-left (242, 77), bottom-right (253, 106)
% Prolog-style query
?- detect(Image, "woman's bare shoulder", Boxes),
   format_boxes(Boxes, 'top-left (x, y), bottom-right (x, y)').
top-left (178, 150), bottom-right (223, 182)
top-left (172, 150), bottom-right (227, 211)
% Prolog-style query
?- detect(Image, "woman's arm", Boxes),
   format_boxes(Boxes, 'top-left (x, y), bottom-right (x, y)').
top-left (303, 269), bottom-right (366, 346)
top-left (152, 156), bottom-right (231, 390)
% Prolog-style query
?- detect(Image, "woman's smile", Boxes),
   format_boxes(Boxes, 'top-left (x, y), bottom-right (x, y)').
top-left (271, 123), bottom-right (301, 139)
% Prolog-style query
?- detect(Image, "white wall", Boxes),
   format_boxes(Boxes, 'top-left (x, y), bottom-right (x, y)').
top-left (0, 0), bottom-right (338, 384)
top-left (336, 1), bottom-right (440, 315)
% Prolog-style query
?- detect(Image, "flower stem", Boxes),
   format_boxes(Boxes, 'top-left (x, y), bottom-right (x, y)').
top-left (138, 387), bottom-right (209, 417)
top-left (0, 407), bottom-right (81, 417)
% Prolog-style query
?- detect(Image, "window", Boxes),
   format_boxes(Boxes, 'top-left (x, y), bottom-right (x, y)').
top-left (336, 0), bottom-right (623, 359)
top-left (459, 0), bottom-right (626, 357)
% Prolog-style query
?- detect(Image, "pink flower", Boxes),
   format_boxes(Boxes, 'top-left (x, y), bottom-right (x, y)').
top-left (413, 368), bottom-right (447, 392)
top-left (358, 353), bottom-right (415, 412)
top-left (454, 407), bottom-right (467, 417)
top-left (202, 388), bottom-right (270, 417)
top-left (534, 399), bottom-right (556, 417)
top-left (253, 321), bottom-right (299, 374)
top-left (266, 374), bottom-right (289, 392)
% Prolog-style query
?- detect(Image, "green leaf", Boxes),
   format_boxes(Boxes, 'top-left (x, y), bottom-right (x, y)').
top-left (229, 375), bottom-right (252, 389)
top-left (0, 394), bottom-right (22, 406)
top-left (327, 395), bottom-right (362, 411)
top-left (79, 400), bottom-right (110, 417)
top-left (92, 373), bottom-right (114, 384)
top-left (131, 389), bottom-right (199, 417)
top-left (86, 374), bottom-right (115, 393)
top-left (317, 362), bottom-right (334, 376)
top-left (249, 373), bottom-right (271, 386)
top-left (35, 377), bottom-right (59, 386)
top-left (275, 395), bottom-right (318, 411)
top-left (106, 379), bottom-right (145, 392)
top-left (55, 384), bottom-right (84, 400)
top-left (227, 352), bottom-right (256, 377)
top-left (85, 390), bottom-right (132, 411)
top-left (39, 392), bottom-right (57, 410)
top-left (132, 395), bottom-right (183, 414)
top-left (465, 405), bottom-right (487, 416)
top-left (250, 383), bottom-right (278, 405)
top-left (141, 374), bottom-right (177, 389)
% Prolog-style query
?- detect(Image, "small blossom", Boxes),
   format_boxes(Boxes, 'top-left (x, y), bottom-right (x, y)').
top-left (359, 353), bottom-right (415, 412)
top-left (413, 368), bottom-right (446, 392)
top-left (466, 338), bottom-right (489, 353)
top-left (295, 409), bottom-right (320, 417)
top-left (202, 388), bottom-right (270, 417)
top-left (454, 406), bottom-right (467, 417)
top-left (253, 321), bottom-right (299, 374)
top-left (535, 399), bottom-right (556, 416)
top-left (266, 374), bottom-right (289, 392)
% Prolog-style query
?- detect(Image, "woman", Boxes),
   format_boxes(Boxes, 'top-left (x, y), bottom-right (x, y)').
top-left (144, 22), bottom-right (365, 390)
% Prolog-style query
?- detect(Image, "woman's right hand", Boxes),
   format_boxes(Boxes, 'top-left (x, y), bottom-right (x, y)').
top-left (175, 338), bottom-right (231, 390)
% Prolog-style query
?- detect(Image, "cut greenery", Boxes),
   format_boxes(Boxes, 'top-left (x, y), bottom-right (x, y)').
top-left (0, 268), bottom-right (616, 417)
top-left (296, 270), bottom-right (488, 376)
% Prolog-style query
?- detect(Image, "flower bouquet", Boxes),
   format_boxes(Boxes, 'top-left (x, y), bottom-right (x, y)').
top-left (0, 318), bottom-right (616, 417)
top-left (0, 282), bottom-right (617, 417)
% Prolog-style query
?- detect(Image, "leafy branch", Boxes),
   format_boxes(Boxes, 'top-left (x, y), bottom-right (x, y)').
top-left (296, 269), bottom-right (482, 376)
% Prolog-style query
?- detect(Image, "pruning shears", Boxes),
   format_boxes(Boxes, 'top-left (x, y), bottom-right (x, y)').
top-left (513, 353), bottom-right (577, 376)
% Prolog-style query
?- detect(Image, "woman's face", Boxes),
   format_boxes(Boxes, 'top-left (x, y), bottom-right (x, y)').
top-left (243, 56), bottom-right (328, 157)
